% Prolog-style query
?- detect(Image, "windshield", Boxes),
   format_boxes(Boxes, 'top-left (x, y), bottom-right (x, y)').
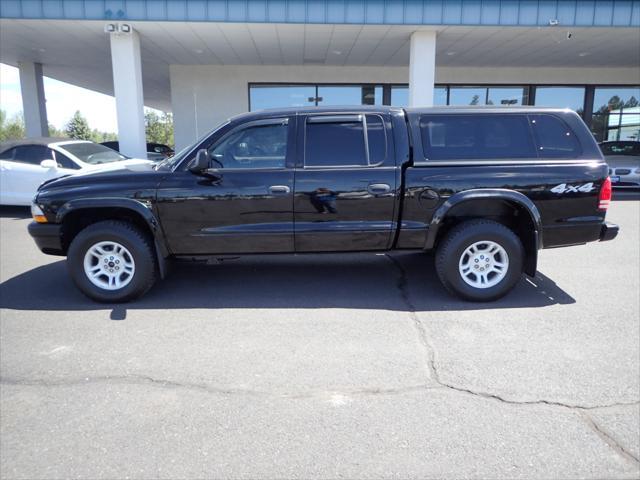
top-left (61, 142), bottom-right (128, 164)
top-left (156, 120), bottom-right (231, 171)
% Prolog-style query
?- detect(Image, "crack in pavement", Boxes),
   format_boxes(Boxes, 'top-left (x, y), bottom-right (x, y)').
top-left (384, 253), bottom-right (640, 467)
top-left (579, 410), bottom-right (640, 466)
top-left (0, 375), bottom-right (434, 400)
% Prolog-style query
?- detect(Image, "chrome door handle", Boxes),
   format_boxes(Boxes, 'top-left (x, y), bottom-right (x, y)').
top-left (269, 185), bottom-right (290, 194)
top-left (367, 183), bottom-right (391, 195)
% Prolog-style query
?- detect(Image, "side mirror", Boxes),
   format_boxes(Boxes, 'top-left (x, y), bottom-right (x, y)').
top-left (40, 159), bottom-right (57, 169)
top-left (189, 149), bottom-right (211, 174)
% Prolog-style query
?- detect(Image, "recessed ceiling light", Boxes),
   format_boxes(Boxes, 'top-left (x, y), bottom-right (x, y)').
top-left (332, 50), bottom-right (342, 55)
top-left (578, 52), bottom-right (590, 57)
top-left (193, 49), bottom-right (204, 54)
top-left (446, 51), bottom-right (456, 56)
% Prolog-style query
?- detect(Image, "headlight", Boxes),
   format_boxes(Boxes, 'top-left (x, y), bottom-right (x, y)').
top-left (30, 203), bottom-right (48, 223)
top-left (635, 167), bottom-right (640, 174)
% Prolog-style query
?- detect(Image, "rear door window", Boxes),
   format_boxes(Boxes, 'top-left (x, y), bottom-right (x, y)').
top-left (529, 114), bottom-right (581, 158)
top-left (304, 114), bottom-right (388, 167)
top-left (419, 114), bottom-right (536, 160)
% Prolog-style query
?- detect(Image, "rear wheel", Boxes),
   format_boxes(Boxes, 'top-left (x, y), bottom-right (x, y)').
top-left (67, 220), bottom-right (157, 302)
top-left (435, 219), bottom-right (524, 301)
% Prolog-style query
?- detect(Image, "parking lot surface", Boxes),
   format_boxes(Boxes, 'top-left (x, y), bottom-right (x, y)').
top-left (1, 194), bottom-right (639, 479)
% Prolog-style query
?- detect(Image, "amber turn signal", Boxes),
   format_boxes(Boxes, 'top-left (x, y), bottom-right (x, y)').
top-left (31, 203), bottom-right (48, 223)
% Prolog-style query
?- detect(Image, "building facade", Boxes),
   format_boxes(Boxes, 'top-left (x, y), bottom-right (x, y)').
top-left (1, 0), bottom-right (639, 154)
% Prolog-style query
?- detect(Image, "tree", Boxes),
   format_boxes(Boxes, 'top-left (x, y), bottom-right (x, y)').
top-left (65, 110), bottom-right (92, 140)
top-left (48, 123), bottom-right (67, 138)
top-left (89, 129), bottom-right (117, 144)
top-left (0, 110), bottom-right (25, 141)
top-left (145, 111), bottom-right (174, 146)
top-left (469, 95), bottom-right (480, 106)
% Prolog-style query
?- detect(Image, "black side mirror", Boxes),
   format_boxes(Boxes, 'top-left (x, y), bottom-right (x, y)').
top-left (189, 149), bottom-right (211, 174)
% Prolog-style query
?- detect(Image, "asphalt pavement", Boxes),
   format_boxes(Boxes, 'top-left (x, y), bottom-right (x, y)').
top-left (1, 193), bottom-right (638, 479)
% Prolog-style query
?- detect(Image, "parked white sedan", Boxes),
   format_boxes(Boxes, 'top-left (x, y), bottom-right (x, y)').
top-left (0, 138), bottom-right (153, 206)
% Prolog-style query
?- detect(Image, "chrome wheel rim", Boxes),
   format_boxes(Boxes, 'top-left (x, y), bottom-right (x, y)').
top-left (458, 240), bottom-right (509, 289)
top-left (83, 241), bottom-right (135, 291)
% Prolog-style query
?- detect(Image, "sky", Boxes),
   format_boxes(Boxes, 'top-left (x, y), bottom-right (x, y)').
top-left (0, 63), bottom-right (160, 134)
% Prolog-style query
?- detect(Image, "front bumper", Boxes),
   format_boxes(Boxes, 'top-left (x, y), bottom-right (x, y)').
top-left (28, 222), bottom-right (64, 255)
top-left (599, 222), bottom-right (619, 242)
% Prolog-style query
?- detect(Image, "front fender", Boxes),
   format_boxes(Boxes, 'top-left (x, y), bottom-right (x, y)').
top-left (56, 198), bottom-right (170, 274)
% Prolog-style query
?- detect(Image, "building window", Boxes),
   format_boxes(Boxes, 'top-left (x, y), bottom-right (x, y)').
top-left (389, 86), bottom-right (446, 107)
top-left (249, 84), bottom-right (383, 111)
top-left (533, 87), bottom-right (585, 115)
top-left (449, 86), bottom-right (527, 106)
top-left (249, 85), bottom-right (315, 111)
top-left (590, 87), bottom-right (640, 142)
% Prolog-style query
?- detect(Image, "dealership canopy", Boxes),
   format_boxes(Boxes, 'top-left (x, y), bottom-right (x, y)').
top-left (1, 0), bottom-right (639, 153)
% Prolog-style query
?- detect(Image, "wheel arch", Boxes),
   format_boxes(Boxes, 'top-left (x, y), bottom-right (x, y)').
top-left (57, 199), bottom-right (169, 278)
top-left (425, 189), bottom-right (542, 277)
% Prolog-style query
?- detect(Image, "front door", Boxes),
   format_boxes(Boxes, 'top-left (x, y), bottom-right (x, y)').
top-left (156, 117), bottom-right (295, 255)
top-left (293, 113), bottom-right (399, 252)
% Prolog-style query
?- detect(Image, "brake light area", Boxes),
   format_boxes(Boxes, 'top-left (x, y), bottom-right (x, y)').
top-left (598, 177), bottom-right (612, 211)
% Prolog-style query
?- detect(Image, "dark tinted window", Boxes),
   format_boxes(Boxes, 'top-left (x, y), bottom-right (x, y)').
top-left (366, 114), bottom-right (387, 165)
top-left (530, 114), bottom-right (580, 158)
top-left (209, 122), bottom-right (288, 169)
top-left (4, 145), bottom-right (52, 165)
top-left (305, 118), bottom-right (367, 167)
top-left (52, 150), bottom-right (80, 169)
top-left (420, 114), bottom-right (535, 160)
top-left (0, 147), bottom-right (17, 161)
top-left (102, 141), bottom-right (119, 151)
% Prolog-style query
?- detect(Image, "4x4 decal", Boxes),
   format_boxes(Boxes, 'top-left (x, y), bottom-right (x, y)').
top-left (550, 182), bottom-right (596, 194)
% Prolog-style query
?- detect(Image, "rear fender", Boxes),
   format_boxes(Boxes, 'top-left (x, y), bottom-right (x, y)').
top-left (425, 189), bottom-right (543, 276)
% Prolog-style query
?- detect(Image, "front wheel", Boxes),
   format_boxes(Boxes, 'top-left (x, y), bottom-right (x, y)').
top-left (67, 220), bottom-right (157, 302)
top-left (435, 219), bottom-right (524, 302)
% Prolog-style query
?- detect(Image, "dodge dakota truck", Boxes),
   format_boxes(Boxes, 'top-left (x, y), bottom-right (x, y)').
top-left (28, 106), bottom-right (618, 303)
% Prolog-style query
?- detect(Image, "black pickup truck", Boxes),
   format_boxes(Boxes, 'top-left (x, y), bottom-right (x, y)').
top-left (28, 106), bottom-right (618, 303)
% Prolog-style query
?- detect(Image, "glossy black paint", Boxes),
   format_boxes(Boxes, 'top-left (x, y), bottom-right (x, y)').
top-left (292, 111), bottom-right (400, 252)
top-left (29, 106), bottom-right (615, 269)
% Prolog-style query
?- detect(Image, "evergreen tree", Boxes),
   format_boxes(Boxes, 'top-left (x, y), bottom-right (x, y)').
top-left (65, 110), bottom-right (92, 140)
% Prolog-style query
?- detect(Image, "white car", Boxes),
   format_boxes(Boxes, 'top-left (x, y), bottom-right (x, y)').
top-left (0, 138), bottom-right (153, 206)
top-left (600, 141), bottom-right (640, 189)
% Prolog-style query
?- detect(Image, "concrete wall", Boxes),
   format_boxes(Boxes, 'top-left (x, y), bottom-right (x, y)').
top-left (170, 64), bottom-right (640, 150)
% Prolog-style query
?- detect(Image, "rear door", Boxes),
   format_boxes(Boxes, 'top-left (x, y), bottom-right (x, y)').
top-left (293, 113), bottom-right (398, 252)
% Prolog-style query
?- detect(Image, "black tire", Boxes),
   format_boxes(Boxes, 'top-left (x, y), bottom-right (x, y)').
top-left (435, 219), bottom-right (524, 302)
top-left (67, 220), bottom-right (157, 303)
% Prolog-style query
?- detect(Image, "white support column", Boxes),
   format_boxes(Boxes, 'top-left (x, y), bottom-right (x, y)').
top-left (408, 31), bottom-right (437, 107)
top-left (19, 62), bottom-right (48, 137)
top-left (109, 25), bottom-right (147, 159)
